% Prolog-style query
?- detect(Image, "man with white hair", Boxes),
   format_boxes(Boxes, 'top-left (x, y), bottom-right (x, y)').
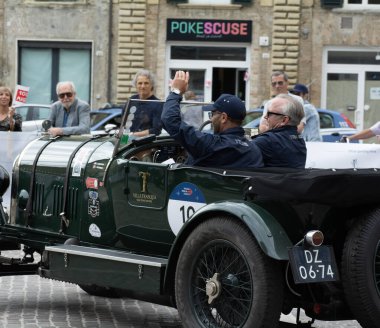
top-left (252, 94), bottom-right (306, 168)
top-left (48, 81), bottom-right (90, 136)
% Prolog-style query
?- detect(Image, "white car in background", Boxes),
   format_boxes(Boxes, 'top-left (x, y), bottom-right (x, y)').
top-left (14, 103), bottom-right (51, 132)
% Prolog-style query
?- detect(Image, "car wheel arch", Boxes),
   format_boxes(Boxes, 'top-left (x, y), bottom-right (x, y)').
top-left (163, 201), bottom-right (292, 295)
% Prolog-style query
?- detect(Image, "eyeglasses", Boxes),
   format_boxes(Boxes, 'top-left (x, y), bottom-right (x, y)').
top-left (58, 92), bottom-right (73, 99)
top-left (266, 111), bottom-right (286, 118)
top-left (208, 111), bottom-right (222, 119)
top-left (271, 81), bottom-right (285, 87)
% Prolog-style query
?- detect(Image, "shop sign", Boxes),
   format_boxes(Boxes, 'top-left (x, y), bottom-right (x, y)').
top-left (167, 19), bottom-right (252, 42)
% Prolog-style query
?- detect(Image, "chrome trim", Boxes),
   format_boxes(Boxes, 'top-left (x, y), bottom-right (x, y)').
top-left (45, 245), bottom-right (167, 267)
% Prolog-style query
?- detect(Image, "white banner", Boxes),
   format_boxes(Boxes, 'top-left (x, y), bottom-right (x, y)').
top-left (306, 142), bottom-right (380, 169)
top-left (0, 132), bottom-right (39, 211)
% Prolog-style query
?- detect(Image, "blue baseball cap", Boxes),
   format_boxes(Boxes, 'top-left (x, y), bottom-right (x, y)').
top-left (203, 94), bottom-right (246, 120)
top-left (292, 83), bottom-right (309, 94)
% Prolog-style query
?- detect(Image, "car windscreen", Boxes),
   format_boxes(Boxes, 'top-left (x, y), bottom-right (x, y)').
top-left (115, 98), bottom-right (212, 153)
top-left (15, 105), bottom-right (50, 121)
top-left (90, 112), bottom-right (110, 126)
top-left (243, 110), bottom-right (263, 125)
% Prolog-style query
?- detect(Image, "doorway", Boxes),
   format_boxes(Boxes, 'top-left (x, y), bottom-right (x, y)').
top-left (167, 43), bottom-right (250, 104)
top-left (212, 68), bottom-right (246, 102)
top-left (322, 48), bottom-right (380, 131)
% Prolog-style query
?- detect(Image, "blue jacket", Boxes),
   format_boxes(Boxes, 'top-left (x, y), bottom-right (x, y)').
top-left (252, 125), bottom-right (306, 168)
top-left (302, 101), bottom-right (322, 142)
top-left (130, 94), bottom-right (163, 135)
top-left (162, 93), bottom-right (264, 169)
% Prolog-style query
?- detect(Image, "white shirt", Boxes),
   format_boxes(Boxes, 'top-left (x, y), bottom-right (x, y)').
top-left (370, 121), bottom-right (380, 135)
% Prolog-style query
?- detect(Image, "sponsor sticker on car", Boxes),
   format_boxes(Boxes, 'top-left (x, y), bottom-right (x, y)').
top-left (167, 182), bottom-right (207, 235)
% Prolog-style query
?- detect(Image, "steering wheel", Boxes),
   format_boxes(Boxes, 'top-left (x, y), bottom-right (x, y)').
top-left (199, 119), bottom-right (212, 131)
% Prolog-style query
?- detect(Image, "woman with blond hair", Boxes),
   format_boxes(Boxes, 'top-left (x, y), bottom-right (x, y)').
top-left (0, 86), bottom-right (22, 131)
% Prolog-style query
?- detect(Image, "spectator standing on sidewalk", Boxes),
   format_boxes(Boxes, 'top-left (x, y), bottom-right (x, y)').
top-left (291, 83), bottom-right (322, 142)
top-left (0, 86), bottom-right (22, 131)
top-left (343, 121), bottom-right (380, 142)
top-left (129, 69), bottom-right (163, 137)
top-left (259, 71), bottom-right (304, 133)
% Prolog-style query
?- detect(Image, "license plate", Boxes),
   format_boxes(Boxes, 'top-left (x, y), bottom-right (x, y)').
top-left (288, 245), bottom-right (339, 284)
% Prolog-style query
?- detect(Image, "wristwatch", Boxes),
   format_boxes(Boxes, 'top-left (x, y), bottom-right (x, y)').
top-left (171, 87), bottom-right (182, 95)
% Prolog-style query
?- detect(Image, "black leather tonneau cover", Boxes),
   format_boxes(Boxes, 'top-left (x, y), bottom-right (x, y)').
top-left (244, 168), bottom-right (380, 206)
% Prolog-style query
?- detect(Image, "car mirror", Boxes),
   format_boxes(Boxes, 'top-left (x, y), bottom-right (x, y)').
top-left (42, 119), bottom-right (52, 132)
top-left (105, 124), bottom-right (117, 133)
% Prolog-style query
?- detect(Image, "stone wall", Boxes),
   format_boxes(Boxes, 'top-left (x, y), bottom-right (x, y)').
top-left (116, 0), bottom-right (147, 103)
top-left (271, 0), bottom-right (301, 85)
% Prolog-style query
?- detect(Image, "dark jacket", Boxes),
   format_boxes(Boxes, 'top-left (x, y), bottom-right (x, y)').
top-left (252, 125), bottom-right (306, 169)
top-left (161, 93), bottom-right (264, 169)
top-left (130, 94), bottom-right (163, 135)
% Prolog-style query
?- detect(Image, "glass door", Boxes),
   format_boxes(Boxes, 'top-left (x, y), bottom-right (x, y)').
top-left (322, 48), bottom-right (380, 133)
top-left (325, 72), bottom-right (358, 128)
top-left (169, 69), bottom-right (206, 102)
top-left (364, 71), bottom-right (380, 131)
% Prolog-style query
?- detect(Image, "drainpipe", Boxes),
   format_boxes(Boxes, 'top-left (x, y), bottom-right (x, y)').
top-left (107, 0), bottom-right (113, 103)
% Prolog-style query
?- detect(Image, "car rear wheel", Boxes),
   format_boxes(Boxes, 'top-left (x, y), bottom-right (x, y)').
top-left (175, 216), bottom-right (283, 328)
top-left (341, 209), bottom-right (380, 328)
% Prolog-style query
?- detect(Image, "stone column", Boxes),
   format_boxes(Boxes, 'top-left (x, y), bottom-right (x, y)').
top-left (271, 0), bottom-right (301, 86)
top-left (116, 0), bottom-right (147, 103)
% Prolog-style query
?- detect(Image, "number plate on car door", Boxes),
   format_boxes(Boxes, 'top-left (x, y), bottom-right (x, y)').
top-left (288, 246), bottom-right (339, 284)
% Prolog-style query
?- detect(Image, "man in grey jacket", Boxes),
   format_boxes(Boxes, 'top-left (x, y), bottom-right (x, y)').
top-left (48, 81), bottom-right (90, 136)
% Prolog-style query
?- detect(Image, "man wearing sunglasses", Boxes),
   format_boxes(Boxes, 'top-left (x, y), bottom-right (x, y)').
top-left (258, 71), bottom-right (304, 133)
top-left (48, 81), bottom-right (90, 137)
top-left (252, 94), bottom-right (306, 169)
top-left (161, 71), bottom-right (263, 169)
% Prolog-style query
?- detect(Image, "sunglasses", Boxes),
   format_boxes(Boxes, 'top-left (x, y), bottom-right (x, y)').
top-left (271, 81), bottom-right (285, 87)
top-left (58, 92), bottom-right (73, 99)
top-left (266, 111), bottom-right (286, 118)
top-left (208, 111), bottom-right (222, 119)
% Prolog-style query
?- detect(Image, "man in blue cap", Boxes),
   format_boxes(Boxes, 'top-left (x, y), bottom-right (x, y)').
top-left (161, 70), bottom-right (263, 169)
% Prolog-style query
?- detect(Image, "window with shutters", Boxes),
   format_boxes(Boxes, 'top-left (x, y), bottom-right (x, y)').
top-left (168, 0), bottom-right (251, 5)
top-left (321, 0), bottom-right (380, 9)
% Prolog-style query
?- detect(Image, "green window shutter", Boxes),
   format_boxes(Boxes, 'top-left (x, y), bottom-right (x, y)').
top-left (232, 0), bottom-right (252, 4)
top-left (167, 0), bottom-right (188, 3)
top-left (320, 0), bottom-right (344, 8)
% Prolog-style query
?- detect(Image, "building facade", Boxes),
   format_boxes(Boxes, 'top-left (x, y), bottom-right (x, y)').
top-left (1, 0), bottom-right (380, 130)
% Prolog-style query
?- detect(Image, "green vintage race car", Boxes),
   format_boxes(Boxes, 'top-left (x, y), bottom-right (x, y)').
top-left (0, 99), bottom-right (379, 328)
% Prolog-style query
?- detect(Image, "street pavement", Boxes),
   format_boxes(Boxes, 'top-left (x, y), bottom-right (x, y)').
top-left (0, 251), bottom-right (362, 328)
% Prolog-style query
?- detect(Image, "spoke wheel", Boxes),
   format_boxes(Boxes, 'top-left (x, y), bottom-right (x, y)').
top-left (341, 209), bottom-right (380, 328)
top-left (175, 217), bottom-right (282, 328)
top-left (193, 240), bottom-right (252, 326)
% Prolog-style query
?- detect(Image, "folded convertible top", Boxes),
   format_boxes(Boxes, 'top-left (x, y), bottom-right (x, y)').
top-left (243, 168), bottom-right (380, 206)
